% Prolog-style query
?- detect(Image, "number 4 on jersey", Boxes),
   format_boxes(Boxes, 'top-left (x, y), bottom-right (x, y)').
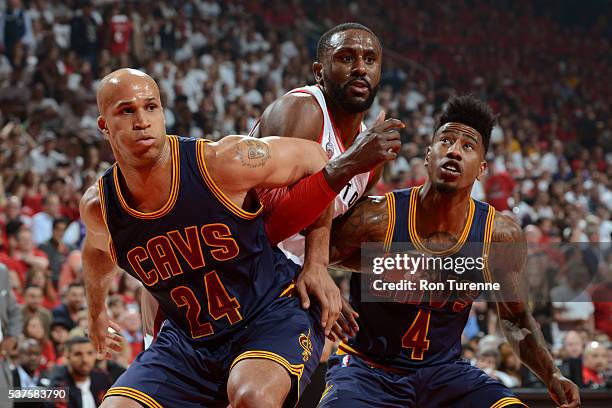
top-left (401, 309), bottom-right (431, 360)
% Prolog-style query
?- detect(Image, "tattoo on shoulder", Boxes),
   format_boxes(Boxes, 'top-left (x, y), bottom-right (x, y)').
top-left (236, 139), bottom-right (271, 168)
top-left (491, 213), bottom-right (525, 244)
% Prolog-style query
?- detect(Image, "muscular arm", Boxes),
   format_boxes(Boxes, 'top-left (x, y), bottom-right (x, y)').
top-left (257, 94), bottom-right (332, 269)
top-left (330, 196), bottom-right (389, 271)
top-left (80, 184), bottom-right (120, 318)
top-left (489, 213), bottom-right (580, 407)
top-left (208, 135), bottom-right (328, 192)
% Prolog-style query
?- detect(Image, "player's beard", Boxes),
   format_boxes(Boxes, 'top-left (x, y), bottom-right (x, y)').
top-left (327, 78), bottom-right (379, 113)
top-left (433, 180), bottom-right (458, 193)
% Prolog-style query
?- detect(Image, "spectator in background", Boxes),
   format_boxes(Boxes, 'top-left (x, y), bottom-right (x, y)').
top-left (30, 193), bottom-right (62, 246)
top-left (50, 336), bottom-right (113, 408)
top-left (57, 250), bottom-right (83, 294)
top-left (24, 268), bottom-right (59, 310)
top-left (498, 342), bottom-right (522, 387)
top-left (20, 284), bottom-right (51, 333)
top-left (11, 339), bottom-right (49, 408)
top-left (52, 282), bottom-right (85, 331)
top-left (49, 318), bottom-right (70, 367)
top-left (22, 315), bottom-right (55, 371)
top-left (107, 295), bottom-right (126, 322)
top-left (484, 161), bottom-right (516, 211)
top-left (590, 256), bottom-right (612, 340)
top-left (1, 263), bottom-right (22, 406)
top-left (559, 330), bottom-right (585, 387)
top-left (475, 348), bottom-right (520, 388)
top-left (69, 0), bottom-right (100, 70)
top-left (106, 3), bottom-right (132, 57)
top-left (38, 217), bottom-right (74, 287)
top-left (582, 341), bottom-right (608, 388)
top-left (1, 195), bottom-right (32, 233)
top-left (0, 220), bottom-right (48, 289)
top-left (0, 0), bottom-right (34, 66)
top-left (551, 263), bottom-right (595, 345)
top-left (119, 311), bottom-right (142, 363)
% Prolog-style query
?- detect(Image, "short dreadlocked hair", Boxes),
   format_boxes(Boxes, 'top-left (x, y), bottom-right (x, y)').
top-left (316, 23), bottom-right (381, 61)
top-left (435, 95), bottom-right (496, 153)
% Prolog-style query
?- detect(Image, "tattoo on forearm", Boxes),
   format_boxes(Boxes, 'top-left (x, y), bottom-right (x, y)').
top-left (236, 140), bottom-right (271, 168)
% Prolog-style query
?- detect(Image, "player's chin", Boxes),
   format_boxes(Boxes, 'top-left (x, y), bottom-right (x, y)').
top-left (433, 179), bottom-right (460, 193)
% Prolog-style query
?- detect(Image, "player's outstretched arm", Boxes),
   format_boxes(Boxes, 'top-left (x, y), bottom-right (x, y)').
top-left (80, 184), bottom-right (124, 360)
top-left (208, 135), bottom-right (328, 190)
top-left (256, 95), bottom-right (345, 337)
top-left (489, 213), bottom-right (580, 408)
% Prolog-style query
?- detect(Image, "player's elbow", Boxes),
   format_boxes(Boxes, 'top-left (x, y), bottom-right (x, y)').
top-left (307, 142), bottom-right (328, 172)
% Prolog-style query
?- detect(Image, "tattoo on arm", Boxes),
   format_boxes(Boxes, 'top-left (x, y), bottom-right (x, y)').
top-left (330, 197), bottom-right (389, 266)
top-left (236, 139), bottom-right (271, 168)
top-left (490, 213), bottom-right (561, 383)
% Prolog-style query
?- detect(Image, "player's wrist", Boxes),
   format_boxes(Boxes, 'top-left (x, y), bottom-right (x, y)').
top-left (324, 157), bottom-right (354, 193)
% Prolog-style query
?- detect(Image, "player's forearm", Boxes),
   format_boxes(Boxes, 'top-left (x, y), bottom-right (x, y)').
top-left (303, 206), bottom-right (333, 269)
top-left (323, 155), bottom-right (359, 193)
top-left (499, 308), bottom-right (562, 384)
top-left (83, 248), bottom-right (116, 316)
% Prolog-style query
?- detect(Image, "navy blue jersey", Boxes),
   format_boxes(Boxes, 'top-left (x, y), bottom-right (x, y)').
top-left (98, 135), bottom-right (299, 344)
top-left (340, 186), bottom-right (496, 371)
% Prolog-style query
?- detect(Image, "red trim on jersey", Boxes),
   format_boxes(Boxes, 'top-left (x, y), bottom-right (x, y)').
top-left (368, 168), bottom-right (376, 185)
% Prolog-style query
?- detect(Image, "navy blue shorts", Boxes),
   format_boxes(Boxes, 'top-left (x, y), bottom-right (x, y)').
top-left (105, 295), bottom-right (324, 408)
top-left (318, 353), bottom-right (527, 408)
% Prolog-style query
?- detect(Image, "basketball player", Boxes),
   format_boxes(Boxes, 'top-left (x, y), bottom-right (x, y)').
top-left (251, 22), bottom-right (400, 339)
top-left (141, 23), bottom-right (403, 345)
top-left (318, 95), bottom-right (581, 407)
top-left (83, 68), bottom-right (399, 408)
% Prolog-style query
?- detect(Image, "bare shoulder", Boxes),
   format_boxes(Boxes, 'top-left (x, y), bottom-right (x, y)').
top-left (258, 92), bottom-right (323, 140)
top-left (207, 135), bottom-right (272, 170)
top-left (79, 183), bottom-right (103, 226)
top-left (334, 195), bottom-right (390, 243)
top-left (491, 211), bottom-right (525, 244)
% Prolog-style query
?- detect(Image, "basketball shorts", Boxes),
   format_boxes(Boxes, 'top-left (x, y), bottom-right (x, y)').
top-left (105, 295), bottom-right (325, 408)
top-left (318, 353), bottom-right (527, 408)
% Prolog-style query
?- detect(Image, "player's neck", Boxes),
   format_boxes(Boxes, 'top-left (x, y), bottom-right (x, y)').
top-left (416, 181), bottom-right (473, 236)
top-left (325, 97), bottom-right (364, 146)
top-left (116, 142), bottom-right (173, 211)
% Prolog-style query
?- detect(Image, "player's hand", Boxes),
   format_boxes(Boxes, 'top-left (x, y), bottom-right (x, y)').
top-left (328, 296), bottom-right (359, 343)
top-left (341, 110), bottom-right (404, 175)
top-left (296, 262), bottom-right (342, 337)
top-left (0, 336), bottom-right (17, 358)
top-left (88, 310), bottom-right (125, 360)
top-left (547, 373), bottom-right (580, 408)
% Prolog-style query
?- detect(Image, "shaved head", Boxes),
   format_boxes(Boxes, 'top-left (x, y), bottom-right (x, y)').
top-left (96, 68), bottom-right (167, 166)
top-left (96, 68), bottom-right (160, 115)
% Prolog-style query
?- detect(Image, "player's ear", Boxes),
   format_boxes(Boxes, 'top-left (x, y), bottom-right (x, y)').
top-left (424, 146), bottom-right (431, 167)
top-left (97, 116), bottom-right (108, 136)
top-left (477, 160), bottom-right (487, 180)
top-left (313, 62), bottom-right (323, 84)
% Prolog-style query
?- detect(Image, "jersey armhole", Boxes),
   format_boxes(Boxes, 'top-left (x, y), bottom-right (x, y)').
top-left (482, 205), bottom-right (496, 284)
top-left (383, 192), bottom-right (396, 252)
top-left (97, 177), bottom-right (118, 264)
top-left (287, 90), bottom-right (325, 144)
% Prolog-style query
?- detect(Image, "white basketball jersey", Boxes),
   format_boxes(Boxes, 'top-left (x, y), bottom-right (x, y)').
top-left (251, 85), bottom-right (373, 265)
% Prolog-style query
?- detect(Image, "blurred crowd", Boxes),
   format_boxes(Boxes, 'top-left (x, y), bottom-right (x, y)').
top-left (0, 0), bottom-right (610, 405)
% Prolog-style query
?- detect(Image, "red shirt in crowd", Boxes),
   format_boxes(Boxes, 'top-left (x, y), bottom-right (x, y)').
top-left (0, 249), bottom-right (48, 287)
top-left (109, 14), bottom-right (132, 55)
top-left (582, 366), bottom-right (605, 387)
top-left (485, 171), bottom-right (516, 211)
top-left (589, 283), bottom-right (612, 340)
